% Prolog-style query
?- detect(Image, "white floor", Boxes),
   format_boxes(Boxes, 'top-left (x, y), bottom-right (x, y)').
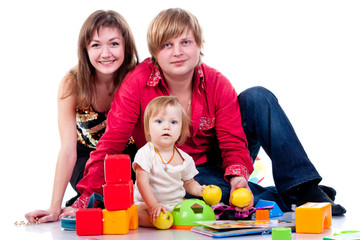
top-left (6, 208), bottom-right (359, 240)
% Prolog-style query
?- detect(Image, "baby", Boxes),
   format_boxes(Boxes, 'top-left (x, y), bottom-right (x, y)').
top-left (133, 96), bottom-right (204, 227)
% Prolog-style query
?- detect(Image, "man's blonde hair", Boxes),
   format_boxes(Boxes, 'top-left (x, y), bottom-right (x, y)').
top-left (147, 8), bottom-right (204, 65)
top-left (144, 96), bottom-right (190, 145)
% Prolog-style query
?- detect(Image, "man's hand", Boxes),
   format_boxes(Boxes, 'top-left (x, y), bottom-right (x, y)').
top-left (229, 176), bottom-right (254, 212)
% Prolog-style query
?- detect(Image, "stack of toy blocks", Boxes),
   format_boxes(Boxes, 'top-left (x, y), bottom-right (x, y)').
top-left (295, 202), bottom-right (331, 234)
top-left (76, 154), bottom-right (138, 236)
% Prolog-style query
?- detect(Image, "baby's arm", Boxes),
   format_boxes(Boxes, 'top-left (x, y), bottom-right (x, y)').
top-left (135, 164), bottom-right (166, 221)
top-left (183, 178), bottom-right (205, 197)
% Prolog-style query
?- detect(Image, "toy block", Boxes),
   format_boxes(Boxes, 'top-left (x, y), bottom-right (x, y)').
top-left (104, 154), bottom-right (131, 183)
top-left (295, 202), bottom-right (332, 234)
top-left (272, 227), bottom-right (291, 240)
top-left (76, 208), bottom-right (102, 236)
top-left (127, 204), bottom-right (139, 230)
top-left (103, 181), bottom-right (134, 210)
top-left (255, 199), bottom-right (283, 217)
top-left (256, 209), bottom-right (270, 221)
top-left (102, 209), bottom-right (129, 235)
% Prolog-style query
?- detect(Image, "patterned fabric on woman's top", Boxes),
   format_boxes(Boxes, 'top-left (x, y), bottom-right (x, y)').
top-left (76, 107), bottom-right (107, 149)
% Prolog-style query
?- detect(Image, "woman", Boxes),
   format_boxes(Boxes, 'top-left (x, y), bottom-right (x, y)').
top-left (25, 10), bottom-right (138, 223)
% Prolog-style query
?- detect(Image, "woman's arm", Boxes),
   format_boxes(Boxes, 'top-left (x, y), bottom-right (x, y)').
top-left (25, 75), bottom-right (78, 223)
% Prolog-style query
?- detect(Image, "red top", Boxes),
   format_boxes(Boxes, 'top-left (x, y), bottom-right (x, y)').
top-left (74, 58), bottom-right (253, 208)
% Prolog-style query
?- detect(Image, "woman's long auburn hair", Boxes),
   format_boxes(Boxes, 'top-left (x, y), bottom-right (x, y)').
top-left (62, 10), bottom-right (139, 108)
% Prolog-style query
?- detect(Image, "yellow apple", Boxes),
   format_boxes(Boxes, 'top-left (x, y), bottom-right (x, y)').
top-left (152, 211), bottom-right (173, 230)
top-left (230, 188), bottom-right (252, 208)
top-left (202, 185), bottom-right (222, 206)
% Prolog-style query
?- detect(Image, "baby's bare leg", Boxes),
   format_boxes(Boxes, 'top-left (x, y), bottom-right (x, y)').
top-left (138, 203), bottom-right (154, 227)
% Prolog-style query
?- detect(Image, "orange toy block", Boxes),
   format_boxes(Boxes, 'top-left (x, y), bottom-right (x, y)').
top-left (102, 205), bottom-right (138, 235)
top-left (256, 209), bottom-right (269, 221)
top-left (127, 204), bottom-right (139, 230)
top-left (102, 209), bottom-right (129, 235)
top-left (295, 202), bottom-right (332, 233)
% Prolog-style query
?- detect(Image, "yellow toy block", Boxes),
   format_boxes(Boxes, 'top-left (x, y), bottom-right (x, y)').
top-left (295, 202), bottom-right (332, 233)
top-left (127, 204), bottom-right (139, 230)
top-left (102, 209), bottom-right (129, 235)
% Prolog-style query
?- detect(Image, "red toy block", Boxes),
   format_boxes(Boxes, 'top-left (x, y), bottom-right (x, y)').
top-left (104, 154), bottom-right (131, 183)
top-left (76, 208), bottom-right (103, 236)
top-left (103, 181), bottom-right (134, 210)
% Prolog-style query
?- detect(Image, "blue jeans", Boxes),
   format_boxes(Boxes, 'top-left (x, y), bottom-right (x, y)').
top-left (186, 86), bottom-right (322, 212)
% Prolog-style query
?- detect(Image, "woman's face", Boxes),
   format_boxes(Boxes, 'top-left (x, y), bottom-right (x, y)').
top-left (87, 26), bottom-right (125, 78)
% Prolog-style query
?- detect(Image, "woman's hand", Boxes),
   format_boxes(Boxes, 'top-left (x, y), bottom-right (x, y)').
top-left (25, 208), bottom-right (61, 223)
top-left (59, 207), bottom-right (77, 218)
top-left (229, 176), bottom-right (254, 212)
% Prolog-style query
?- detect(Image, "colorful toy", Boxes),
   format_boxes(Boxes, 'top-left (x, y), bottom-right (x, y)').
top-left (295, 202), bottom-right (331, 234)
top-left (104, 154), bottom-right (131, 183)
top-left (323, 231), bottom-right (360, 239)
top-left (75, 154), bottom-right (138, 236)
top-left (213, 204), bottom-right (273, 220)
top-left (76, 208), bottom-right (103, 236)
top-left (249, 157), bottom-right (266, 184)
top-left (172, 199), bottom-right (216, 229)
top-left (60, 215), bottom-right (76, 230)
top-left (271, 227), bottom-right (292, 240)
top-left (255, 199), bottom-right (283, 217)
top-left (256, 209), bottom-right (270, 221)
top-left (103, 181), bottom-right (134, 210)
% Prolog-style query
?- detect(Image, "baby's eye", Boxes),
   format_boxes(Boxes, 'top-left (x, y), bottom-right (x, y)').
top-left (171, 120), bottom-right (177, 124)
top-left (156, 119), bottom-right (162, 124)
top-left (183, 40), bottom-right (190, 45)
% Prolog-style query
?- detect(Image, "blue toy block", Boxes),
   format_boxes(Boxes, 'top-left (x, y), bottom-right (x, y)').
top-left (255, 199), bottom-right (283, 217)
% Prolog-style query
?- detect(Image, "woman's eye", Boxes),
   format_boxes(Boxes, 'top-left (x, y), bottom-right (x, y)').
top-left (110, 42), bottom-right (119, 47)
top-left (91, 43), bottom-right (100, 48)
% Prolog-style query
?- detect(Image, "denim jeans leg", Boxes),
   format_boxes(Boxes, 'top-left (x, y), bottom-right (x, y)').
top-left (186, 162), bottom-right (292, 211)
top-left (185, 161), bottom-right (232, 205)
top-left (238, 86), bottom-right (322, 194)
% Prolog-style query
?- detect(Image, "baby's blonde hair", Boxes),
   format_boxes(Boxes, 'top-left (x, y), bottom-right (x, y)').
top-left (144, 96), bottom-right (190, 145)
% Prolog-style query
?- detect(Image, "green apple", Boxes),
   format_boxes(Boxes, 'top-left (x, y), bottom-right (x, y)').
top-left (152, 211), bottom-right (173, 230)
top-left (202, 185), bottom-right (222, 206)
top-left (230, 188), bottom-right (252, 207)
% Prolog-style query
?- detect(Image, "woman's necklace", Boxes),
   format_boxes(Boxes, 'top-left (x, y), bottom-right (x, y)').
top-left (154, 146), bottom-right (175, 171)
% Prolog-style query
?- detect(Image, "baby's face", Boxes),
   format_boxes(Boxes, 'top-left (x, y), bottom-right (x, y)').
top-left (149, 105), bottom-right (182, 148)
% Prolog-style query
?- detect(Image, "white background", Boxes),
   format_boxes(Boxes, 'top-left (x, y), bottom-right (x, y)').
top-left (0, 0), bottom-right (359, 223)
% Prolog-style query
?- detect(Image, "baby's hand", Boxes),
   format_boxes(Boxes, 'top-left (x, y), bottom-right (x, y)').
top-left (200, 185), bottom-right (206, 196)
top-left (150, 203), bottom-right (167, 222)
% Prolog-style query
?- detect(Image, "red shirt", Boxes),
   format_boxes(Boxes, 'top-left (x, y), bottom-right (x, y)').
top-left (75, 58), bottom-right (253, 207)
